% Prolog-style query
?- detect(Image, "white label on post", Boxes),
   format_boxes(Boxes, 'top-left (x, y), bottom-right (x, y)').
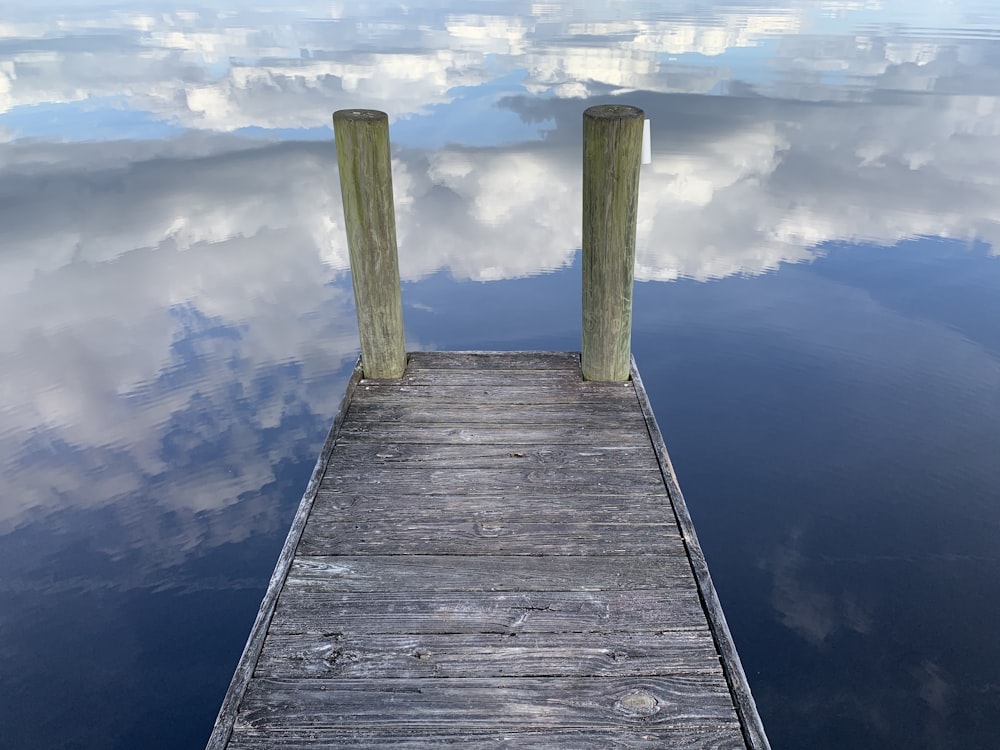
top-left (641, 118), bottom-right (652, 165)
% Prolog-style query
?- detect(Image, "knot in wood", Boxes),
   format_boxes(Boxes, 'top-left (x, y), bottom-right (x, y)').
top-left (609, 648), bottom-right (628, 662)
top-left (615, 690), bottom-right (661, 718)
top-left (474, 520), bottom-right (504, 537)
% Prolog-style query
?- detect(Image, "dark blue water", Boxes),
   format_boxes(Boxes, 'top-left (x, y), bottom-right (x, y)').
top-left (2, 2), bottom-right (1000, 748)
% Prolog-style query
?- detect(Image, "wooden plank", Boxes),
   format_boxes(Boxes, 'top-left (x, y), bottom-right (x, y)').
top-left (307, 494), bottom-right (675, 526)
top-left (268, 589), bottom-right (707, 635)
top-left (297, 520), bottom-right (686, 556)
top-left (320, 467), bottom-right (666, 495)
top-left (631, 359), bottom-right (770, 750)
top-left (314, 489), bottom-right (670, 511)
top-left (228, 725), bottom-right (746, 749)
top-left (326, 443), bottom-right (657, 470)
top-left (235, 676), bottom-right (738, 729)
top-left (405, 351), bottom-right (581, 371)
top-left (353, 383), bottom-right (638, 405)
top-left (335, 424), bottom-right (649, 446)
top-left (205, 359), bottom-right (365, 750)
top-left (365, 370), bottom-right (589, 387)
top-left (285, 555), bottom-right (694, 591)
top-left (349, 397), bottom-right (639, 415)
top-left (256, 630), bottom-right (723, 679)
top-left (345, 402), bottom-right (648, 429)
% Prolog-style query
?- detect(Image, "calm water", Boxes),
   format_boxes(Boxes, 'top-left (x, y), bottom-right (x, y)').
top-left (2, 1), bottom-right (1000, 747)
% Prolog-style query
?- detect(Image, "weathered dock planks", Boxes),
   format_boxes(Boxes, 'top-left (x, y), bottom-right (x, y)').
top-left (207, 351), bottom-right (769, 749)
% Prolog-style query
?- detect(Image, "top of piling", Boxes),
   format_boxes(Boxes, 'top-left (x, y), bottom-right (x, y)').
top-left (584, 104), bottom-right (644, 122)
top-left (333, 109), bottom-right (388, 124)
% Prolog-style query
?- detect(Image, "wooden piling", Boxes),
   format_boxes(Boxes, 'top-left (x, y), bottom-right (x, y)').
top-left (581, 104), bottom-right (644, 382)
top-left (333, 109), bottom-right (406, 379)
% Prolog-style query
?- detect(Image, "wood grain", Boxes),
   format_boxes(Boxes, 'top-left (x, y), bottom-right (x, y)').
top-left (227, 726), bottom-right (746, 750)
top-left (235, 676), bottom-right (738, 729)
top-left (297, 520), bottom-right (687, 556)
top-left (353, 383), bottom-right (639, 405)
top-left (335, 424), bottom-right (650, 446)
top-left (326, 442), bottom-right (657, 470)
top-left (285, 555), bottom-right (694, 591)
top-left (345, 402), bottom-right (648, 429)
top-left (582, 105), bottom-right (643, 381)
top-left (370, 372), bottom-right (586, 388)
top-left (257, 630), bottom-right (723, 679)
top-left (405, 351), bottom-right (581, 371)
top-left (319, 466), bottom-right (666, 494)
top-left (332, 109), bottom-right (406, 378)
top-left (307, 493), bottom-right (675, 525)
top-left (268, 589), bottom-right (707, 635)
top-left (208, 351), bottom-right (765, 749)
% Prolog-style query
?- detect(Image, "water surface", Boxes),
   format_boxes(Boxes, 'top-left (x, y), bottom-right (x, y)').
top-left (2, 1), bottom-right (1000, 747)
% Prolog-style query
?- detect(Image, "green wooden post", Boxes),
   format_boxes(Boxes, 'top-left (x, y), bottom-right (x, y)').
top-left (581, 104), bottom-right (644, 381)
top-left (333, 109), bottom-right (406, 379)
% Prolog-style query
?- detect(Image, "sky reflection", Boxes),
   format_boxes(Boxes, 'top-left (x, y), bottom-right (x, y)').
top-left (2, 1), bottom-right (1000, 748)
top-left (4, 85), bottom-right (1000, 541)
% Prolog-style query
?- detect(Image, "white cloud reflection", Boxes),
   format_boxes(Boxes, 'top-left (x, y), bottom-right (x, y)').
top-left (2, 0), bottom-right (1000, 561)
top-left (4, 74), bottom-right (1000, 541)
top-left (0, 138), bottom-right (361, 545)
top-left (4, 0), bottom-right (997, 135)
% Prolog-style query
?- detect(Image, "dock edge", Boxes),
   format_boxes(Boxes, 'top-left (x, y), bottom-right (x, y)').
top-left (631, 356), bottom-right (771, 750)
top-left (205, 358), bottom-right (365, 750)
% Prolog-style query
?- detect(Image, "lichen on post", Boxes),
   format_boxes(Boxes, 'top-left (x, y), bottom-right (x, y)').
top-left (581, 104), bottom-right (644, 382)
top-left (333, 109), bottom-right (406, 379)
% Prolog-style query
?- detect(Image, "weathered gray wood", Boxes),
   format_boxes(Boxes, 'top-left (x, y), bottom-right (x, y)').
top-left (406, 351), bottom-right (581, 371)
top-left (268, 589), bottom-right (706, 635)
top-left (315, 487), bottom-right (669, 506)
top-left (326, 443), bottom-right (657, 470)
top-left (205, 359), bottom-right (365, 750)
top-left (320, 467), bottom-right (666, 494)
top-left (284, 555), bottom-right (693, 591)
top-left (257, 630), bottom-right (722, 679)
top-left (297, 520), bottom-right (686, 556)
top-left (354, 382), bottom-right (639, 405)
top-left (582, 105), bottom-right (643, 381)
top-left (308, 494), bottom-right (675, 525)
top-left (631, 359), bottom-right (771, 750)
top-left (346, 402), bottom-right (647, 429)
top-left (236, 676), bottom-right (737, 728)
top-left (227, 727), bottom-right (746, 750)
top-left (366, 369), bottom-right (588, 387)
top-left (333, 109), bottom-right (406, 378)
top-left (209, 351), bottom-right (766, 750)
top-left (336, 424), bottom-right (650, 446)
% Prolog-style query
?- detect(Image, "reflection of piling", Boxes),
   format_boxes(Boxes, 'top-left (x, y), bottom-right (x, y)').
top-left (581, 104), bottom-right (643, 382)
top-left (333, 109), bottom-right (406, 379)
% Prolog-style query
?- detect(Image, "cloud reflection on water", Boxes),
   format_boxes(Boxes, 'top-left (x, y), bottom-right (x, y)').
top-left (0, 1), bottom-right (793, 129)
top-left (2, 3), bottom-right (1000, 748)
top-left (4, 69), bottom-right (1000, 544)
top-left (0, 137), bottom-right (363, 555)
top-left (4, 0), bottom-right (1000, 134)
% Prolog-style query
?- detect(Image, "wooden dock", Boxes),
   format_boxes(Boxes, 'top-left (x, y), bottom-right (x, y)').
top-left (207, 351), bottom-right (769, 749)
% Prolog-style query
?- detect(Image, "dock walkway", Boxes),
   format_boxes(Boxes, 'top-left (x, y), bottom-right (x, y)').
top-left (207, 351), bottom-right (768, 749)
